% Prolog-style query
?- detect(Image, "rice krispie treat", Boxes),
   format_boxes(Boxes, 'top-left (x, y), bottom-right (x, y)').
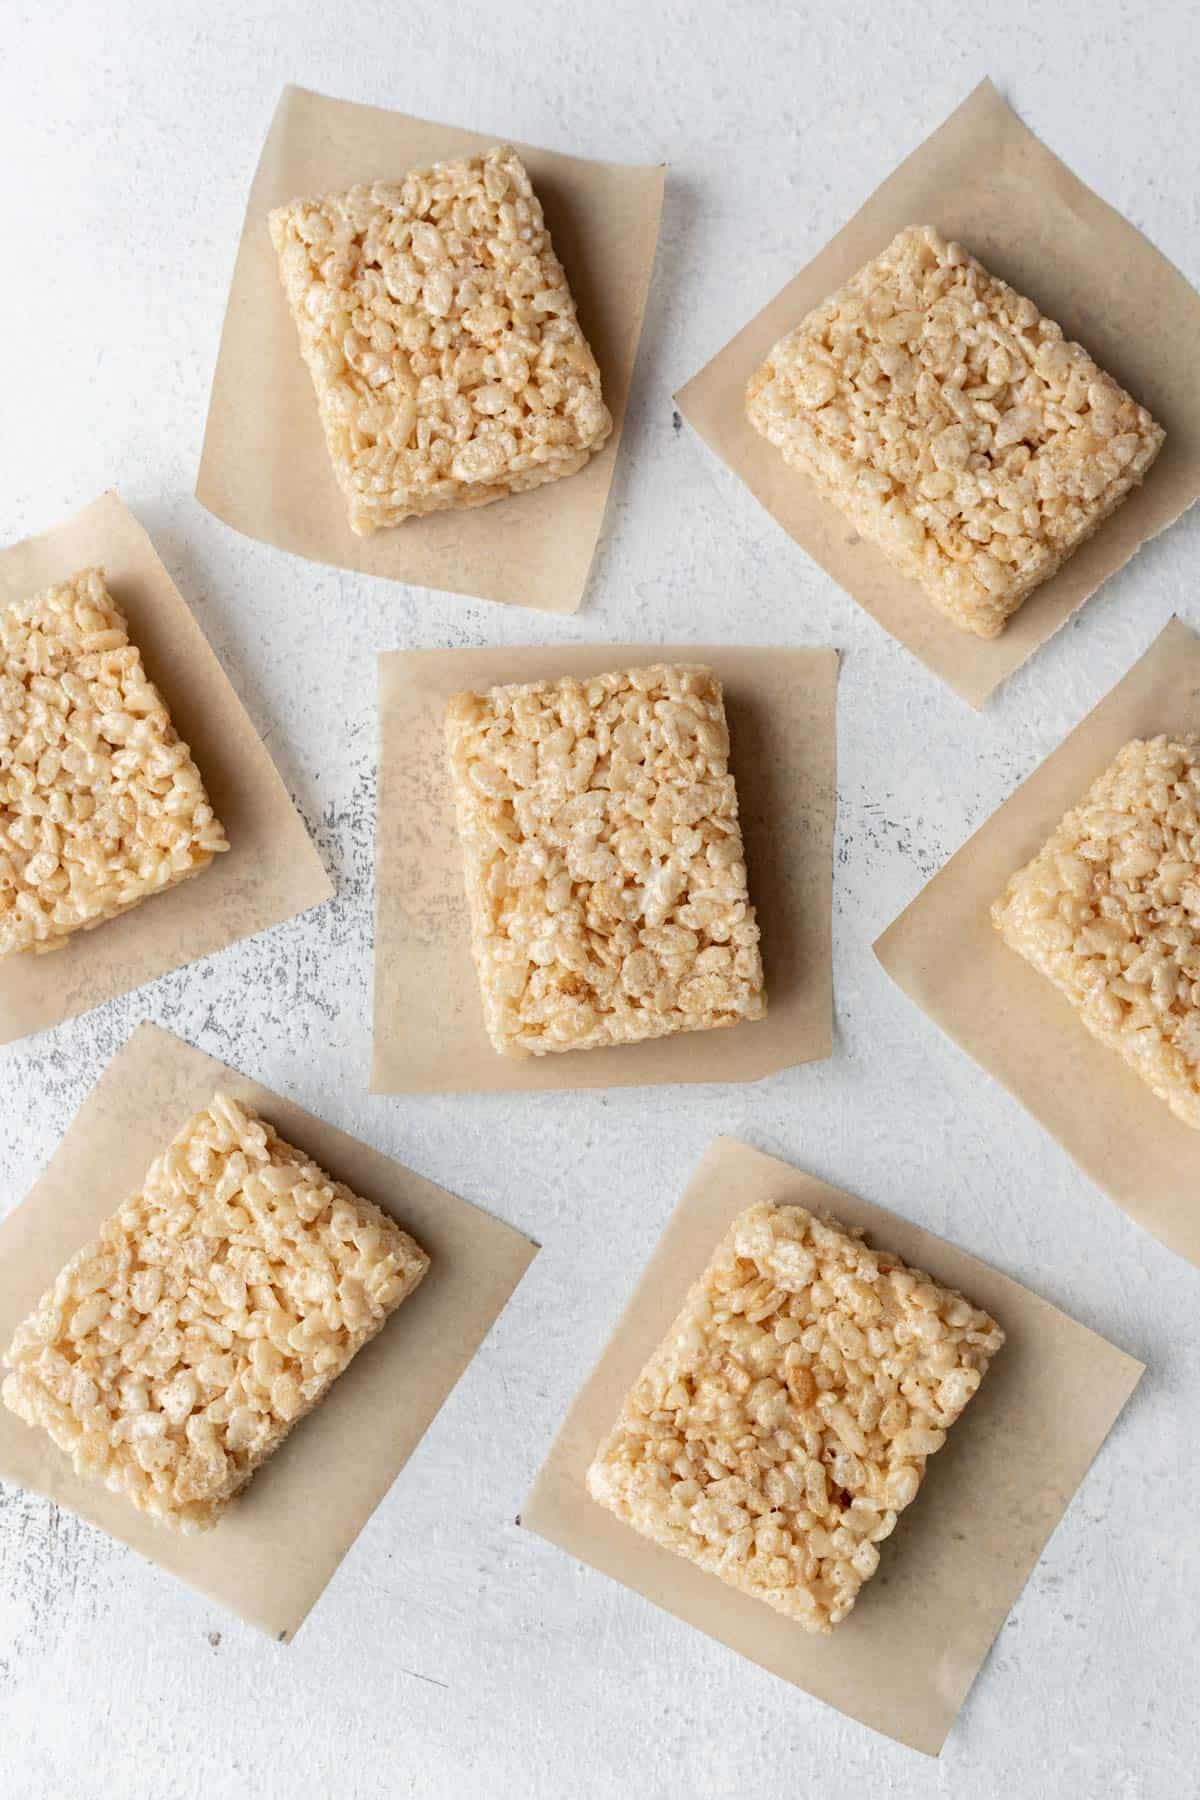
top-left (445, 663), bottom-right (766, 1057)
top-left (588, 1200), bottom-right (1003, 1632)
top-left (0, 568), bottom-right (229, 958)
top-left (993, 734), bottom-right (1200, 1128)
top-left (746, 226), bottom-right (1164, 639)
top-left (269, 144), bottom-right (612, 535)
top-left (1, 1095), bottom-right (429, 1531)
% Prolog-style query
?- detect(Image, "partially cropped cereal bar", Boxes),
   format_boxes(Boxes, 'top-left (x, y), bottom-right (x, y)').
top-left (1, 1095), bottom-right (429, 1531)
top-left (0, 568), bottom-right (229, 958)
top-left (746, 226), bottom-right (1164, 638)
top-left (588, 1200), bottom-right (1003, 1632)
top-left (269, 144), bottom-right (612, 535)
top-left (445, 664), bottom-right (766, 1057)
top-left (993, 735), bottom-right (1200, 1128)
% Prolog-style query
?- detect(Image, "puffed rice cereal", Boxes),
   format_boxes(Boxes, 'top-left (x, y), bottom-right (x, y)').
top-left (993, 734), bottom-right (1200, 1128)
top-left (587, 1199), bottom-right (1003, 1632)
top-left (746, 226), bottom-right (1164, 638)
top-left (445, 663), bottom-right (766, 1057)
top-left (1, 1094), bottom-right (429, 1531)
top-left (269, 144), bottom-right (612, 534)
top-left (0, 568), bottom-right (229, 958)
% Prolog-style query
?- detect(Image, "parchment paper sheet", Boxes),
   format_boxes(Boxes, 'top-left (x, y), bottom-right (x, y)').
top-left (197, 85), bottom-right (665, 614)
top-left (876, 615), bottom-right (1200, 1268)
top-left (372, 645), bottom-right (837, 1094)
top-left (676, 79), bottom-right (1200, 707)
top-left (522, 1137), bottom-right (1143, 1755)
top-left (0, 1023), bottom-right (537, 1638)
top-left (0, 494), bottom-right (331, 1045)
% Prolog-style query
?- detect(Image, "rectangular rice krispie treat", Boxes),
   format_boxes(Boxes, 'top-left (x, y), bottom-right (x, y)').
top-left (269, 144), bottom-right (612, 535)
top-left (993, 734), bottom-right (1200, 1128)
top-left (0, 568), bottom-right (229, 958)
top-left (1, 1095), bottom-right (429, 1531)
top-left (746, 226), bottom-right (1164, 639)
top-left (445, 664), bottom-right (766, 1057)
top-left (587, 1200), bottom-right (1003, 1632)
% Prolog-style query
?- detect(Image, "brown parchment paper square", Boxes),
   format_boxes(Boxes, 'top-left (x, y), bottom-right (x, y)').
top-left (675, 79), bottom-right (1200, 708)
top-left (522, 1137), bottom-right (1143, 1756)
top-left (0, 494), bottom-right (332, 1046)
top-left (372, 645), bottom-right (837, 1094)
top-left (196, 85), bottom-right (665, 615)
top-left (876, 615), bottom-right (1200, 1268)
top-left (0, 1022), bottom-right (537, 1639)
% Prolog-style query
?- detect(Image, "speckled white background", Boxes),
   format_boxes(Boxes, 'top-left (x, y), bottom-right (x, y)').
top-left (2, 2), bottom-right (1198, 1794)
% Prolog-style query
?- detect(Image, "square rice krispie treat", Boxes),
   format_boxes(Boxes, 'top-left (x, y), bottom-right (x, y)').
top-left (993, 734), bottom-right (1200, 1128)
top-left (445, 664), bottom-right (766, 1057)
top-left (746, 226), bottom-right (1164, 639)
top-left (0, 568), bottom-right (229, 958)
top-left (587, 1200), bottom-right (1003, 1632)
top-left (1, 1094), bottom-right (429, 1531)
top-left (269, 144), bottom-right (612, 535)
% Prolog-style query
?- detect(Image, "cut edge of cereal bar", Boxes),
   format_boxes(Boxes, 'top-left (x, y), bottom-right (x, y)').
top-left (0, 568), bottom-right (229, 960)
top-left (745, 225), bottom-right (1164, 639)
top-left (992, 733), bottom-right (1200, 1130)
top-left (1, 1093), bottom-right (430, 1532)
top-left (269, 144), bottom-right (612, 536)
top-left (444, 662), bottom-right (767, 1058)
top-left (586, 1198), bottom-right (1003, 1632)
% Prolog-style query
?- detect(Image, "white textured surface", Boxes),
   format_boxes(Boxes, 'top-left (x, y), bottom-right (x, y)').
top-left (2, 2), bottom-right (1198, 1793)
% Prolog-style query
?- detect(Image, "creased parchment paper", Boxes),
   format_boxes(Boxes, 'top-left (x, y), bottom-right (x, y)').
top-left (522, 1137), bottom-right (1143, 1755)
top-left (0, 1023), bottom-right (537, 1639)
top-left (675, 79), bottom-right (1200, 707)
top-left (876, 615), bottom-right (1200, 1268)
top-left (0, 494), bottom-right (331, 1046)
top-left (372, 645), bottom-right (837, 1094)
top-left (197, 85), bottom-right (665, 615)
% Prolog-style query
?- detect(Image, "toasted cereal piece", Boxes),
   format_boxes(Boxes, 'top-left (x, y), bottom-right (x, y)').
top-left (445, 663), bottom-right (766, 1057)
top-left (1, 1095), bottom-right (429, 1531)
top-left (746, 225), bottom-right (1164, 639)
top-left (269, 145), bottom-right (612, 536)
top-left (587, 1200), bottom-right (1003, 1632)
top-left (993, 734), bottom-right (1200, 1127)
top-left (0, 569), bottom-right (229, 959)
